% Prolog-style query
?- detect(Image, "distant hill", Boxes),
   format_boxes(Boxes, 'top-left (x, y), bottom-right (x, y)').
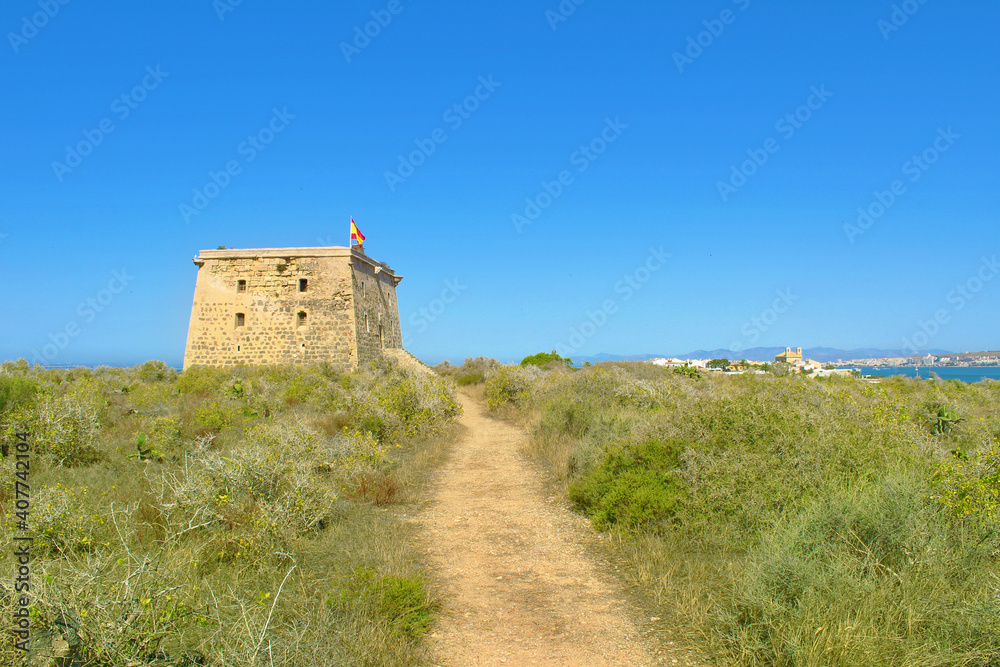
top-left (948, 350), bottom-right (1000, 360)
top-left (575, 347), bottom-right (954, 365)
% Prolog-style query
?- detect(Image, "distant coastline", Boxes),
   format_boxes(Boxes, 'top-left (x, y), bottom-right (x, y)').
top-left (858, 366), bottom-right (1000, 383)
top-left (573, 347), bottom-right (1000, 366)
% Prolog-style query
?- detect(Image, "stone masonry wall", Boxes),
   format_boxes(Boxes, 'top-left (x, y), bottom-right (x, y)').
top-left (183, 253), bottom-right (357, 370)
top-left (352, 258), bottom-right (403, 367)
top-left (182, 247), bottom-right (403, 371)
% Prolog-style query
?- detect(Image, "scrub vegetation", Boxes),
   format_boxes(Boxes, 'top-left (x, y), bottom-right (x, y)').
top-left (481, 359), bottom-right (1000, 666)
top-left (0, 358), bottom-right (460, 666)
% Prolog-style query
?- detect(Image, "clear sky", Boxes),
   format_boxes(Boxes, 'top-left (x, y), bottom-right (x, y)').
top-left (1, 0), bottom-right (997, 366)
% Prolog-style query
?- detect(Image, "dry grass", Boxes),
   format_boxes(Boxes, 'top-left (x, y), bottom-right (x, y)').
top-left (0, 359), bottom-right (461, 666)
top-left (488, 362), bottom-right (1000, 666)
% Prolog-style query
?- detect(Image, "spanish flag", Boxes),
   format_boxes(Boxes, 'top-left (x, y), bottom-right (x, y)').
top-left (350, 217), bottom-right (365, 246)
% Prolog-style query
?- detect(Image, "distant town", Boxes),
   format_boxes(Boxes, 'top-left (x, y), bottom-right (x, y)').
top-left (648, 347), bottom-right (853, 378)
top-left (837, 351), bottom-right (1000, 368)
top-left (644, 347), bottom-right (1000, 377)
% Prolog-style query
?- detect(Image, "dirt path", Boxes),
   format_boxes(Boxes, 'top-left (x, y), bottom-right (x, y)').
top-left (415, 392), bottom-right (689, 666)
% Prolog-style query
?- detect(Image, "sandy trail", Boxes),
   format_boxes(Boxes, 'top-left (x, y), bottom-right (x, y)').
top-left (415, 392), bottom-right (679, 666)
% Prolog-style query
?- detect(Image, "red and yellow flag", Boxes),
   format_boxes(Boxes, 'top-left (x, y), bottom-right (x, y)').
top-left (350, 217), bottom-right (365, 246)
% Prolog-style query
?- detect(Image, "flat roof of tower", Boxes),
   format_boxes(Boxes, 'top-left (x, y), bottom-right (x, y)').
top-left (193, 246), bottom-right (400, 279)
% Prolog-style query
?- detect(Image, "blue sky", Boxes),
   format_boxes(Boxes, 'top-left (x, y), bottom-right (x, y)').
top-left (1, 0), bottom-right (997, 366)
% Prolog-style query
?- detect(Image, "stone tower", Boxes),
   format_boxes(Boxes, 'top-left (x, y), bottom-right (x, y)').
top-left (182, 246), bottom-right (403, 370)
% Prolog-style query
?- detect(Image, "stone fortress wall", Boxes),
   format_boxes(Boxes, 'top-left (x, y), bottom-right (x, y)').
top-left (182, 246), bottom-right (402, 370)
top-left (351, 254), bottom-right (403, 366)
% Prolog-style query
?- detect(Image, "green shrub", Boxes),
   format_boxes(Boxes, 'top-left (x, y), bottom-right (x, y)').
top-left (614, 378), bottom-right (665, 409)
top-left (151, 414), bottom-right (182, 444)
top-left (724, 477), bottom-right (999, 665)
top-left (30, 483), bottom-right (114, 555)
top-left (455, 372), bottom-right (485, 386)
top-left (135, 360), bottom-right (177, 383)
top-left (933, 438), bottom-right (1000, 541)
top-left (520, 350), bottom-right (572, 368)
top-left (431, 360), bottom-right (455, 377)
top-left (192, 399), bottom-right (245, 433)
top-left (176, 366), bottom-right (227, 396)
top-left (2, 395), bottom-right (102, 466)
top-left (280, 368), bottom-right (330, 406)
top-left (433, 357), bottom-right (500, 383)
top-left (539, 401), bottom-right (596, 439)
top-left (569, 437), bottom-right (686, 532)
top-left (349, 359), bottom-right (461, 442)
top-left (483, 366), bottom-right (536, 410)
top-left (672, 365), bottom-right (702, 380)
top-left (0, 375), bottom-right (40, 415)
top-left (127, 381), bottom-right (176, 412)
top-left (156, 425), bottom-right (386, 570)
top-left (210, 424), bottom-right (352, 530)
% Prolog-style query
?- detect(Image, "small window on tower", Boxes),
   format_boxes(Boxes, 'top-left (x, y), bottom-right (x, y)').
top-left (299, 279), bottom-right (308, 292)
top-left (237, 280), bottom-right (247, 293)
top-left (235, 313), bottom-right (245, 328)
top-left (297, 311), bottom-right (307, 327)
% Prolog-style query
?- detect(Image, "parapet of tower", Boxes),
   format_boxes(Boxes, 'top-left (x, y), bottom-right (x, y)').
top-left (182, 246), bottom-right (403, 370)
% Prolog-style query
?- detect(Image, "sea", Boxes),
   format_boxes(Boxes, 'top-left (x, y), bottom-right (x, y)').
top-left (857, 366), bottom-right (1000, 383)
